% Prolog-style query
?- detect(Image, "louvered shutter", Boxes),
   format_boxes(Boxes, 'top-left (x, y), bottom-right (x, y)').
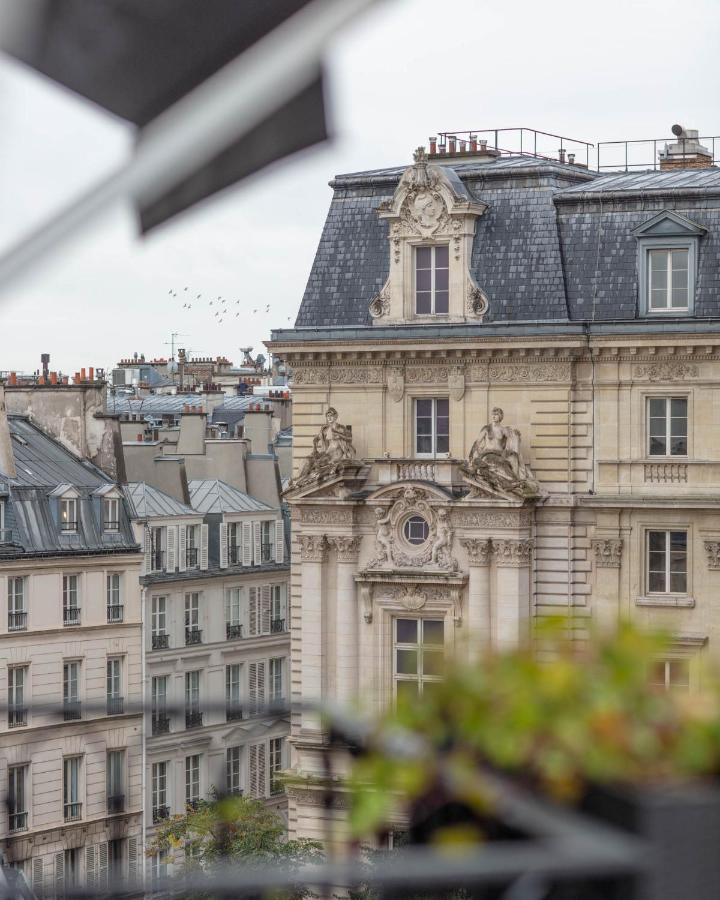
top-left (142, 529), bottom-right (152, 576)
top-left (248, 662), bottom-right (258, 714)
top-left (219, 523), bottom-right (228, 569)
top-left (257, 742), bottom-right (267, 798)
top-left (85, 846), bottom-right (97, 890)
top-left (98, 841), bottom-right (109, 890)
top-left (32, 858), bottom-right (44, 898)
top-left (166, 526), bottom-right (177, 572)
top-left (248, 587), bottom-right (258, 636)
top-left (274, 520), bottom-right (284, 564)
top-left (54, 851), bottom-right (64, 896)
top-left (178, 525), bottom-right (187, 573)
top-left (253, 521), bottom-right (261, 565)
top-left (242, 522), bottom-right (252, 566)
top-left (249, 744), bottom-right (258, 797)
top-left (128, 837), bottom-right (138, 883)
top-left (200, 524), bottom-right (209, 570)
top-left (257, 661), bottom-right (266, 710)
top-left (261, 586), bottom-right (271, 635)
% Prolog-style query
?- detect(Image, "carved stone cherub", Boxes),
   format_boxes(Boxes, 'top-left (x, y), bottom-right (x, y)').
top-left (368, 507), bottom-right (394, 568)
top-left (430, 508), bottom-right (454, 569)
top-left (462, 407), bottom-right (541, 500)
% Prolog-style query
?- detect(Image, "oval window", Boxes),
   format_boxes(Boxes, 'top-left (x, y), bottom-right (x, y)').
top-left (404, 515), bottom-right (429, 546)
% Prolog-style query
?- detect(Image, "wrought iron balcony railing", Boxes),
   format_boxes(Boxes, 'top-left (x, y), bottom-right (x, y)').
top-left (152, 805), bottom-right (169, 824)
top-left (271, 618), bottom-right (286, 634)
top-left (107, 604), bottom-right (124, 623)
top-left (185, 710), bottom-right (203, 729)
top-left (64, 802), bottom-right (82, 822)
top-left (226, 705), bottom-right (243, 722)
top-left (8, 611), bottom-right (27, 631)
top-left (185, 628), bottom-right (202, 646)
top-left (226, 623), bottom-right (243, 640)
top-left (107, 696), bottom-right (124, 716)
top-left (152, 713), bottom-right (171, 735)
top-left (63, 606), bottom-right (81, 626)
top-left (107, 794), bottom-right (125, 814)
top-left (63, 700), bottom-right (82, 721)
top-left (8, 706), bottom-right (27, 728)
top-left (9, 811), bottom-right (28, 833)
top-left (152, 633), bottom-right (170, 650)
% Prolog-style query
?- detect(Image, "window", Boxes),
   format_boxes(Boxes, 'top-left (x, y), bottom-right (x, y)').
top-left (8, 666), bottom-right (27, 728)
top-left (0, 500), bottom-right (8, 542)
top-left (59, 497), bottom-right (77, 532)
top-left (226, 747), bottom-right (242, 795)
top-left (248, 661), bottom-right (266, 715)
top-left (185, 593), bottom-right (202, 645)
top-left (185, 671), bottom-right (202, 729)
top-left (150, 526), bottom-right (165, 571)
top-left (107, 658), bottom-right (123, 715)
top-left (394, 618), bottom-right (445, 701)
top-left (415, 398), bottom-right (449, 457)
top-left (64, 848), bottom-right (80, 889)
top-left (271, 585), bottom-right (286, 633)
top-left (269, 737), bottom-right (284, 795)
top-left (185, 755), bottom-right (200, 807)
top-left (650, 657), bottom-right (691, 692)
top-left (225, 588), bottom-right (243, 639)
top-left (404, 515), bottom-right (429, 546)
top-left (107, 573), bottom-right (123, 622)
top-left (107, 750), bottom-right (125, 813)
top-left (151, 676), bottom-right (169, 734)
top-left (228, 522), bottom-right (241, 564)
top-left (260, 521), bottom-right (274, 563)
top-left (647, 397), bottom-right (688, 457)
top-left (151, 596), bottom-right (168, 649)
top-left (226, 664), bottom-right (242, 721)
top-left (647, 530), bottom-right (688, 594)
top-left (63, 756), bottom-right (82, 821)
top-left (8, 577), bottom-right (26, 631)
top-left (415, 245), bottom-right (449, 315)
top-left (63, 574), bottom-right (80, 625)
top-left (151, 762), bottom-right (169, 823)
top-left (63, 661), bottom-right (81, 720)
top-left (103, 497), bottom-right (120, 531)
top-left (151, 849), bottom-right (168, 883)
top-left (269, 658), bottom-right (283, 703)
top-left (8, 765), bottom-right (28, 832)
top-left (185, 524), bottom-right (199, 568)
top-left (647, 248), bottom-right (689, 311)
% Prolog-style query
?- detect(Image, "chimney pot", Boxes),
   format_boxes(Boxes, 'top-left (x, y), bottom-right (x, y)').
top-left (459, 139), bottom-right (467, 153)
top-left (479, 139), bottom-right (487, 151)
top-left (50, 372), bottom-right (58, 385)
top-left (9, 372), bottom-right (17, 386)
top-left (80, 367), bottom-right (86, 381)
top-left (429, 136), bottom-right (437, 154)
top-left (567, 153), bottom-right (575, 165)
top-left (448, 135), bottom-right (457, 154)
top-left (470, 134), bottom-right (478, 152)
top-left (558, 148), bottom-right (566, 163)
top-left (89, 367), bottom-right (94, 381)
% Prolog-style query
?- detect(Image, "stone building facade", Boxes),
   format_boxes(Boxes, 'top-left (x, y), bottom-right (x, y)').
top-left (269, 140), bottom-right (720, 841)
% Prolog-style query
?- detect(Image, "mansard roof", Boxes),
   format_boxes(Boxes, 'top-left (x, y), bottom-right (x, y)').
top-left (188, 479), bottom-right (273, 514)
top-left (292, 154), bottom-right (720, 332)
top-left (123, 481), bottom-right (197, 519)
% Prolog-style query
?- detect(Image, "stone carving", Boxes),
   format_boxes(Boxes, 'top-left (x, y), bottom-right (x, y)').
top-left (454, 509), bottom-right (532, 528)
top-left (285, 786), bottom-right (351, 810)
top-left (489, 362), bottom-right (571, 383)
top-left (430, 509), bottom-right (454, 568)
top-left (368, 507), bottom-right (395, 568)
top-left (360, 584), bottom-right (373, 623)
top-left (406, 365), bottom-right (449, 384)
top-left (459, 537), bottom-right (493, 566)
top-left (387, 367), bottom-right (405, 403)
top-left (331, 366), bottom-right (383, 384)
top-left (300, 507), bottom-right (353, 525)
top-left (395, 147), bottom-right (451, 237)
top-left (635, 362), bottom-right (698, 382)
top-left (461, 408), bottom-right (541, 500)
top-left (287, 408), bottom-right (356, 492)
top-left (592, 539), bottom-right (623, 569)
top-left (448, 365), bottom-right (465, 401)
top-left (298, 534), bottom-right (328, 563)
top-left (398, 584), bottom-right (427, 611)
top-left (467, 283), bottom-right (489, 319)
top-left (292, 366), bottom-right (330, 385)
top-left (644, 463), bottom-right (688, 484)
top-left (494, 539), bottom-right (533, 567)
top-left (704, 540), bottom-right (720, 570)
top-left (397, 462), bottom-right (435, 481)
top-left (327, 535), bottom-right (362, 562)
top-left (369, 280), bottom-right (391, 319)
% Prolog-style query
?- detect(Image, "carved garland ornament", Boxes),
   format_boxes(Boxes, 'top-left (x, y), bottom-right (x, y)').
top-left (488, 362), bottom-right (572, 383)
top-left (592, 539), bottom-right (623, 569)
top-left (634, 362), bottom-right (698, 381)
top-left (704, 540), bottom-right (720, 570)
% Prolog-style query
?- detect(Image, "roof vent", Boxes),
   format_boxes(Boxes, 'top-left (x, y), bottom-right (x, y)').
top-left (659, 125), bottom-right (713, 170)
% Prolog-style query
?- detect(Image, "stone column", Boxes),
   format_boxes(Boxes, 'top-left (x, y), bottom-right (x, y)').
top-left (591, 538), bottom-right (623, 633)
top-left (298, 534), bottom-right (328, 733)
top-left (459, 537), bottom-right (492, 660)
top-left (327, 536), bottom-right (362, 705)
top-left (493, 538), bottom-right (533, 650)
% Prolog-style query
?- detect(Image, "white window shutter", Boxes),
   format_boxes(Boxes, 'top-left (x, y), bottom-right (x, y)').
top-left (166, 526), bottom-right (177, 572)
top-left (253, 521), bottom-right (261, 565)
top-left (249, 744), bottom-right (258, 797)
top-left (257, 661), bottom-right (266, 708)
top-left (143, 529), bottom-right (152, 576)
top-left (85, 846), bottom-right (97, 890)
top-left (257, 742), bottom-right (267, 798)
top-left (249, 662), bottom-right (257, 713)
top-left (242, 522), bottom-right (252, 566)
top-left (261, 586), bottom-right (271, 635)
top-left (128, 837), bottom-right (138, 882)
top-left (274, 520), bottom-right (284, 564)
top-left (32, 858), bottom-right (44, 897)
top-left (249, 587), bottom-right (258, 636)
top-left (200, 524), bottom-right (209, 570)
top-left (98, 842), bottom-right (109, 890)
top-left (178, 525), bottom-right (187, 573)
top-left (54, 852), bottom-right (64, 895)
top-left (219, 522), bottom-right (228, 569)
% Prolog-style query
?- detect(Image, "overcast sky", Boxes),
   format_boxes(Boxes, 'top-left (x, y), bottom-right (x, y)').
top-left (0, 0), bottom-right (718, 374)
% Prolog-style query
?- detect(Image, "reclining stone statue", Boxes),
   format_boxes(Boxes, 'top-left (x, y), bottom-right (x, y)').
top-left (461, 407), bottom-right (541, 500)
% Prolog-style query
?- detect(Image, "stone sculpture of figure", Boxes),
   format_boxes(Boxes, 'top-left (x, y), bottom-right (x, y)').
top-left (463, 407), bottom-right (540, 499)
top-left (430, 508), bottom-right (454, 569)
top-left (291, 407), bottom-right (356, 489)
top-left (369, 507), bottom-right (394, 568)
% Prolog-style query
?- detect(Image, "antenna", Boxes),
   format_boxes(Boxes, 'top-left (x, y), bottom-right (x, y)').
top-left (163, 332), bottom-right (188, 360)
top-left (671, 124), bottom-right (684, 137)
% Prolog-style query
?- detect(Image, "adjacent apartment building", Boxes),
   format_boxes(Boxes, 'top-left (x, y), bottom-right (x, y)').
top-left (0, 391), bottom-right (143, 895)
top-left (269, 127), bottom-right (720, 841)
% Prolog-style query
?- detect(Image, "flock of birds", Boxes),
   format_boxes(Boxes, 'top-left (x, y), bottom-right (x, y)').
top-left (167, 287), bottom-right (292, 323)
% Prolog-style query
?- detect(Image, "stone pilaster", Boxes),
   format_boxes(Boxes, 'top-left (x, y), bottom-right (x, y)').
top-left (591, 537), bottom-right (624, 632)
top-left (298, 534), bottom-right (328, 733)
top-left (493, 538), bottom-right (533, 650)
top-left (327, 536), bottom-right (362, 703)
top-left (460, 537), bottom-right (492, 659)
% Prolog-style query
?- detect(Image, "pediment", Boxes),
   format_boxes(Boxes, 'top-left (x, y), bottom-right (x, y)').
top-left (49, 483), bottom-right (80, 499)
top-left (93, 484), bottom-right (121, 499)
top-left (632, 210), bottom-right (706, 238)
top-left (283, 461), bottom-right (368, 501)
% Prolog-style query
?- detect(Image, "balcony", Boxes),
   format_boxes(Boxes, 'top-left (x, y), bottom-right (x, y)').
top-left (185, 710), bottom-right (203, 730)
top-left (271, 618), bottom-right (287, 634)
top-left (152, 713), bottom-right (171, 735)
top-left (64, 802), bottom-right (82, 822)
top-left (260, 542), bottom-right (274, 564)
top-left (9, 811), bottom-right (28, 833)
top-left (104, 520), bottom-right (120, 532)
top-left (8, 611), bottom-right (26, 631)
top-left (226, 623), bottom-right (243, 640)
top-left (63, 701), bottom-right (82, 721)
top-left (228, 544), bottom-right (241, 565)
top-left (0, 527), bottom-right (13, 543)
top-left (107, 794), bottom-right (125, 814)
top-left (63, 606), bottom-right (81, 626)
top-left (152, 805), bottom-right (170, 824)
top-left (152, 633), bottom-right (170, 651)
top-left (150, 550), bottom-right (165, 572)
top-left (185, 547), bottom-right (199, 568)
top-left (185, 628), bottom-right (202, 646)
top-left (226, 705), bottom-right (243, 722)
top-left (107, 604), bottom-right (124, 624)
top-left (60, 521), bottom-right (78, 533)
top-left (8, 706), bottom-right (27, 728)
top-left (107, 696), bottom-right (124, 716)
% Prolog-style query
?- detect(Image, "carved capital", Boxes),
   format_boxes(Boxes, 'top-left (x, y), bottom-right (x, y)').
top-left (327, 535), bottom-right (362, 562)
top-left (460, 537), bottom-right (493, 567)
top-left (298, 533), bottom-right (328, 563)
top-left (592, 538), bottom-right (623, 569)
top-left (704, 540), bottom-right (720, 570)
top-left (493, 538), bottom-right (533, 567)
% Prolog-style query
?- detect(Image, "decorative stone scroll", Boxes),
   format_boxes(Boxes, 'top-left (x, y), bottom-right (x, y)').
top-left (405, 365), bottom-right (449, 384)
top-left (453, 509), bottom-right (532, 529)
top-left (330, 367), bottom-right (383, 385)
top-left (592, 539), bottom-right (623, 569)
top-left (493, 539), bottom-right (533, 567)
top-left (298, 534), bottom-right (328, 563)
top-left (369, 280), bottom-right (391, 319)
top-left (459, 537), bottom-right (493, 566)
top-left (467, 283), bottom-right (489, 319)
top-left (704, 540), bottom-right (720, 570)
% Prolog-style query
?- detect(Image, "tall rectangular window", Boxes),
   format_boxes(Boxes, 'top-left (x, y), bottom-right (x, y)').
top-left (226, 664), bottom-right (242, 721)
top-left (107, 750), bottom-right (125, 813)
top-left (185, 755), bottom-right (200, 806)
top-left (226, 747), bottom-right (242, 795)
top-left (185, 524), bottom-right (199, 568)
top-left (63, 662), bottom-right (81, 720)
top-left (185, 671), bottom-right (201, 729)
top-left (650, 657), bottom-right (691, 692)
top-left (8, 577), bottom-right (26, 631)
top-left (63, 756), bottom-right (82, 821)
top-left (151, 676), bottom-right (169, 735)
top-left (394, 618), bottom-right (445, 702)
top-left (151, 762), bottom-right (168, 822)
top-left (648, 248), bottom-right (689, 311)
top-left (8, 764), bottom-right (28, 832)
top-left (647, 530), bottom-right (688, 594)
top-left (271, 585), bottom-right (286, 632)
top-left (228, 522), bottom-right (241, 564)
top-left (269, 737), bottom-right (284, 795)
top-left (415, 398), bottom-right (449, 457)
top-left (260, 521), bottom-right (274, 563)
top-left (184, 593), bottom-right (201, 645)
top-left (415, 245), bottom-right (449, 315)
top-left (151, 596), bottom-right (168, 650)
top-left (8, 666), bottom-right (27, 728)
top-left (150, 527), bottom-right (165, 571)
top-left (107, 573), bottom-right (123, 622)
top-left (647, 397), bottom-right (688, 457)
top-left (269, 658), bottom-right (283, 702)
top-left (63, 575), bottom-right (80, 625)
top-left (103, 497), bottom-right (120, 531)
top-left (225, 588), bottom-right (243, 639)
top-left (107, 658), bottom-right (123, 715)
top-left (59, 498), bottom-right (77, 532)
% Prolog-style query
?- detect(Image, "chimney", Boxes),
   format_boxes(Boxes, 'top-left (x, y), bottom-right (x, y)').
top-left (659, 125), bottom-right (713, 170)
top-left (558, 148), bottom-right (566, 164)
top-left (429, 136), bottom-right (437, 154)
top-left (0, 385), bottom-right (17, 478)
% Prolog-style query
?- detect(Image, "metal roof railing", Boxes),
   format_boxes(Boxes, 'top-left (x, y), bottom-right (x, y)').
top-left (597, 135), bottom-right (720, 172)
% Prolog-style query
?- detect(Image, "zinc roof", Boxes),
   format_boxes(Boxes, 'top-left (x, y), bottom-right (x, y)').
top-left (123, 482), bottom-right (197, 518)
top-left (188, 479), bottom-right (273, 514)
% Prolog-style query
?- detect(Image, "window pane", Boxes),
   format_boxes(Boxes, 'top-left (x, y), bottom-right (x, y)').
top-left (670, 436), bottom-right (687, 455)
top-left (648, 398), bottom-right (666, 418)
top-left (648, 551), bottom-right (666, 572)
top-left (649, 660), bottom-right (667, 687)
top-left (435, 399), bottom-right (449, 418)
top-left (649, 436), bottom-right (666, 456)
top-left (671, 249), bottom-right (688, 270)
top-left (670, 532), bottom-right (687, 552)
top-left (416, 292), bottom-right (432, 314)
top-left (416, 269), bottom-right (432, 292)
top-left (416, 435), bottom-right (432, 454)
top-left (434, 245), bottom-right (449, 267)
top-left (416, 399), bottom-right (432, 417)
top-left (422, 620), bottom-right (444, 645)
top-left (396, 649), bottom-right (418, 675)
top-left (670, 398), bottom-right (687, 419)
top-left (670, 572), bottom-right (687, 593)
top-left (422, 681), bottom-right (443, 702)
top-left (648, 571), bottom-right (666, 593)
top-left (396, 619), bottom-right (418, 643)
top-left (416, 247), bottom-right (431, 268)
top-left (669, 659), bottom-right (690, 688)
top-left (435, 434), bottom-right (450, 454)
top-left (434, 290), bottom-right (449, 314)
top-left (396, 680), bottom-right (419, 703)
top-left (649, 250), bottom-right (667, 272)
top-left (648, 531), bottom-right (666, 552)
top-left (416, 416), bottom-right (432, 436)
top-left (423, 650), bottom-right (444, 677)
top-left (434, 268), bottom-right (448, 291)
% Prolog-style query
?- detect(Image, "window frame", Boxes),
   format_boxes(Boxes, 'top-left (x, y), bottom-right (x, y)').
top-left (269, 737), bottom-right (284, 795)
top-left (269, 657), bottom-right (283, 702)
top-left (59, 497), bottom-right (78, 532)
top-left (649, 656), bottom-right (691, 692)
top-left (646, 529), bottom-right (689, 596)
top-left (185, 754), bottom-right (200, 805)
top-left (646, 396), bottom-right (688, 458)
top-left (638, 236), bottom-right (697, 317)
top-left (226, 746), bottom-right (242, 795)
top-left (393, 617), bottom-right (445, 701)
top-left (8, 665), bottom-right (28, 728)
top-left (103, 497), bottom-right (120, 532)
top-left (413, 397), bottom-right (450, 459)
top-left (414, 244), bottom-right (450, 316)
top-left (8, 763), bottom-right (28, 832)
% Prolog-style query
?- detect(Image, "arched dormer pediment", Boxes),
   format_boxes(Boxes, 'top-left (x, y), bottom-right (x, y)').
top-left (370, 147), bottom-right (488, 324)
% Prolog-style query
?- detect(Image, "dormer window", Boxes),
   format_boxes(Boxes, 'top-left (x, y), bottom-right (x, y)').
top-left (415, 245), bottom-right (449, 315)
top-left (103, 497), bottom-right (120, 532)
top-left (648, 249), bottom-right (689, 311)
top-left (60, 498), bottom-right (77, 532)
